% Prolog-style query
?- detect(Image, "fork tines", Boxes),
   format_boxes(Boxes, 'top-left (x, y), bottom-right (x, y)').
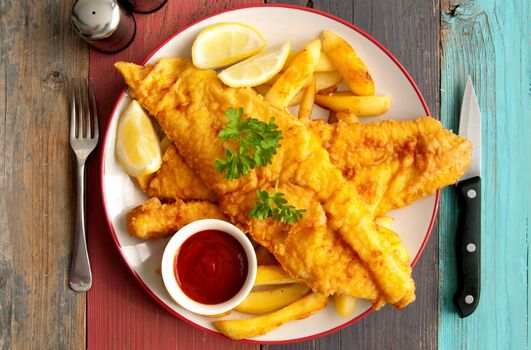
top-left (70, 78), bottom-right (99, 141)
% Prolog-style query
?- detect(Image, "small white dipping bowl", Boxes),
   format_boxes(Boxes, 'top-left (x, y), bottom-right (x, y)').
top-left (161, 219), bottom-right (257, 315)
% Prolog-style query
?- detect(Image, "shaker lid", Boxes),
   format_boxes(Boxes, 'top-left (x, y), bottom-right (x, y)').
top-left (71, 0), bottom-right (121, 40)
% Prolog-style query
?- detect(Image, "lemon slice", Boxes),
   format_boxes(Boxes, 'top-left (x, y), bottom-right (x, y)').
top-left (218, 42), bottom-right (291, 88)
top-left (115, 100), bottom-right (161, 177)
top-left (192, 23), bottom-right (266, 69)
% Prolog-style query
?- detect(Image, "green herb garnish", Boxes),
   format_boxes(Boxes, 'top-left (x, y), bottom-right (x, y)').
top-left (215, 107), bottom-right (283, 179)
top-left (249, 189), bottom-right (306, 224)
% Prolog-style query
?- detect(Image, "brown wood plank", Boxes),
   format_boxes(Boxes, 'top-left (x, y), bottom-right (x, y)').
top-left (87, 1), bottom-right (261, 349)
top-left (0, 0), bottom-right (87, 349)
top-left (265, 1), bottom-right (439, 349)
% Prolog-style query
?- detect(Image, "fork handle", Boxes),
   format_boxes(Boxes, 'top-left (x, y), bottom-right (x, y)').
top-left (69, 160), bottom-right (92, 292)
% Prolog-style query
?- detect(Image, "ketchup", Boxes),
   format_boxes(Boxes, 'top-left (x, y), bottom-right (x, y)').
top-left (175, 230), bottom-right (248, 304)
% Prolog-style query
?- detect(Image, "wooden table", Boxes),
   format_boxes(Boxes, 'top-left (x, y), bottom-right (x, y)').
top-left (1, 0), bottom-right (528, 349)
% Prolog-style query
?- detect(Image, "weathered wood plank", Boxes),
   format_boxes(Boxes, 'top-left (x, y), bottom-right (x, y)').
top-left (438, 0), bottom-right (530, 348)
top-left (87, 1), bottom-right (260, 349)
top-left (266, 1), bottom-right (439, 349)
top-left (0, 0), bottom-right (87, 349)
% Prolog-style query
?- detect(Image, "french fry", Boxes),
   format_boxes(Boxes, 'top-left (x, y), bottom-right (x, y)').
top-left (333, 294), bottom-right (357, 317)
top-left (333, 111), bottom-right (360, 123)
top-left (288, 89), bottom-right (304, 106)
top-left (265, 39), bottom-right (321, 109)
top-left (321, 30), bottom-right (375, 96)
top-left (315, 51), bottom-right (336, 72)
top-left (315, 94), bottom-right (391, 116)
top-left (214, 293), bottom-right (328, 340)
top-left (298, 76), bottom-right (316, 119)
top-left (255, 264), bottom-right (296, 285)
top-left (319, 85), bottom-right (338, 95)
top-left (314, 71), bottom-right (342, 93)
top-left (255, 246), bottom-right (278, 265)
top-left (235, 284), bottom-right (310, 314)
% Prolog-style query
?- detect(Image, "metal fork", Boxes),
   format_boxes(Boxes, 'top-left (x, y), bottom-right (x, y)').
top-left (69, 78), bottom-right (99, 292)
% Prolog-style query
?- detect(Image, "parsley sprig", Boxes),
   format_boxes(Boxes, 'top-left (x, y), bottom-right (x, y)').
top-left (215, 107), bottom-right (282, 180)
top-left (249, 189), bottom-right (306, 224)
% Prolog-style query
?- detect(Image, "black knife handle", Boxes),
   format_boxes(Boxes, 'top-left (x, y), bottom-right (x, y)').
top-left (454, 176), bottom-right (481, 317)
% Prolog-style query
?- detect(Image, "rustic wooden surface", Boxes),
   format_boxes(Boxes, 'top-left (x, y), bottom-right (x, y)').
top-left (438, 0), bottom-right (529, 348)
top-left (87, 1), bottom-right (260, 349)
top-left (276, 0), bottom-right (442, 348)
top-left (2, 0), bottom-right (527, 349)
top-left (0, 0), bottom-right (88, 349)
top-left (264, 1), bottom-right (439, 349)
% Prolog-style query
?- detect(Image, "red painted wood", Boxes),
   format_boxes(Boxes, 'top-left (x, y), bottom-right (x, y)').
top-left (87, 1), bottom-right (260, 349)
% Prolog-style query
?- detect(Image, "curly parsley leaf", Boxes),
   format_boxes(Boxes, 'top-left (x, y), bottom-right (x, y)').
top-left (249, 190), bottom-right (306, 224)
top-left (215, 107), bottom-right (283, 179)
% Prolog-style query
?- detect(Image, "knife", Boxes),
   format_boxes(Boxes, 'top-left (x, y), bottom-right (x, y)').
top-left (454, 76), bottom-right (482, 317)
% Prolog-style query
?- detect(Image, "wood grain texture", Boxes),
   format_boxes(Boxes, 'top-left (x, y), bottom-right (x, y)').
top-left (0, 0), bottom-right (87, 349)
top-left (87, 1), bottom-right (260, 349)
top-left (266, 1), bottom-right (439, 349)
top-left (438, 0), bottom-right (530, 348)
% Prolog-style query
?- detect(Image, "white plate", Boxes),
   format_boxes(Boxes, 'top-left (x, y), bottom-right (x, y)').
top-left (101, 4), bottom-right (437, 344)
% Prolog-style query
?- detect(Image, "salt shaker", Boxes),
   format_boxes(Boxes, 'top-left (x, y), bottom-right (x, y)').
top-left (122, 0), bottom-right (168, 13)
top-left (71, 0), bottom-right (136, 53)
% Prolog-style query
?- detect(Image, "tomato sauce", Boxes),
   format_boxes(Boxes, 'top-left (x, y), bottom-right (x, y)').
top-left (174, 230), bottom-right (248, 304)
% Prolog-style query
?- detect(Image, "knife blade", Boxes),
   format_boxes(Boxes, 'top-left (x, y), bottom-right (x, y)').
top-left (454, 76), bottom-right (482, 317)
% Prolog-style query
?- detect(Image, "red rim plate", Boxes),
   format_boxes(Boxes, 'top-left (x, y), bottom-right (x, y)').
top-left (99, 3), bottom-right (439, 344)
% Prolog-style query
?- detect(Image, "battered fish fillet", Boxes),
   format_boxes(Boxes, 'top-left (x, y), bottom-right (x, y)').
top-left (146, 144), bottom-right (216, 201)
top-left (141, 118), bottom-right (471, 216)
top-left (127, 197), bottom-right (226, 239)
top-left (116, 58), bottom-right (415, 307)
top-left (307, 119), bottom-right (472, 216)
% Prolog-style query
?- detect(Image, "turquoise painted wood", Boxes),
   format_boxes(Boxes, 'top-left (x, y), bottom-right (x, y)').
top-left (438, 0), bottom-right (530, 348)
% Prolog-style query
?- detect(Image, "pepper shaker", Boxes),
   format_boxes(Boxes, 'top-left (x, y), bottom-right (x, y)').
top-left (121, 0), bottom-right (168, 13)
top-left (71, 0), bottom-right (136, 53)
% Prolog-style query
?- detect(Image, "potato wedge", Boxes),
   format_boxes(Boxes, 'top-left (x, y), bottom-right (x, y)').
top-left (255, 264), bottom-right (296, 285)
top-left (265, 39), bottom-right (321, 109)
top-left (321, 30), bottom-right (375, 96)
top-left (315, 94), bottom-right (391, 116)
top-left (235, 283), bottom-right (310, 314)
top-left (315, 51), bottom-right (336, 72)
top-left (255, 246), bottom-right (278, 265)
top-left (333, 294), bottom-right (357, 317)
top-left (298, 76), bottom-right (316, 119)
top-left (214, 293), bottom-right (328, 340)
top-left (314, 71), bottom-right (342, 93)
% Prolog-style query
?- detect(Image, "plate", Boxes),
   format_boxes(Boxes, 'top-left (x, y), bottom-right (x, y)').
top-left (101, 4), bottom-right (437, 344)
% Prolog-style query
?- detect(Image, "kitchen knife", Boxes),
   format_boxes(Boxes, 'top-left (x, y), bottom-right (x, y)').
top-left (454, 76), bottom-right (482, 317)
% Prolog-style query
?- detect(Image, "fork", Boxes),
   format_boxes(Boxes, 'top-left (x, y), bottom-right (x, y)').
top-left (69, 78), bottom-right (99, 292)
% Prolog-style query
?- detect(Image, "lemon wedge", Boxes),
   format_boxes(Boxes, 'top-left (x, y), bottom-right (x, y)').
top-left (192, 23), bottom-right (266, 69)
top-left (115, 100), bottom-right (161, 177)
top-left (218, 42), bottom-right (291, 88)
